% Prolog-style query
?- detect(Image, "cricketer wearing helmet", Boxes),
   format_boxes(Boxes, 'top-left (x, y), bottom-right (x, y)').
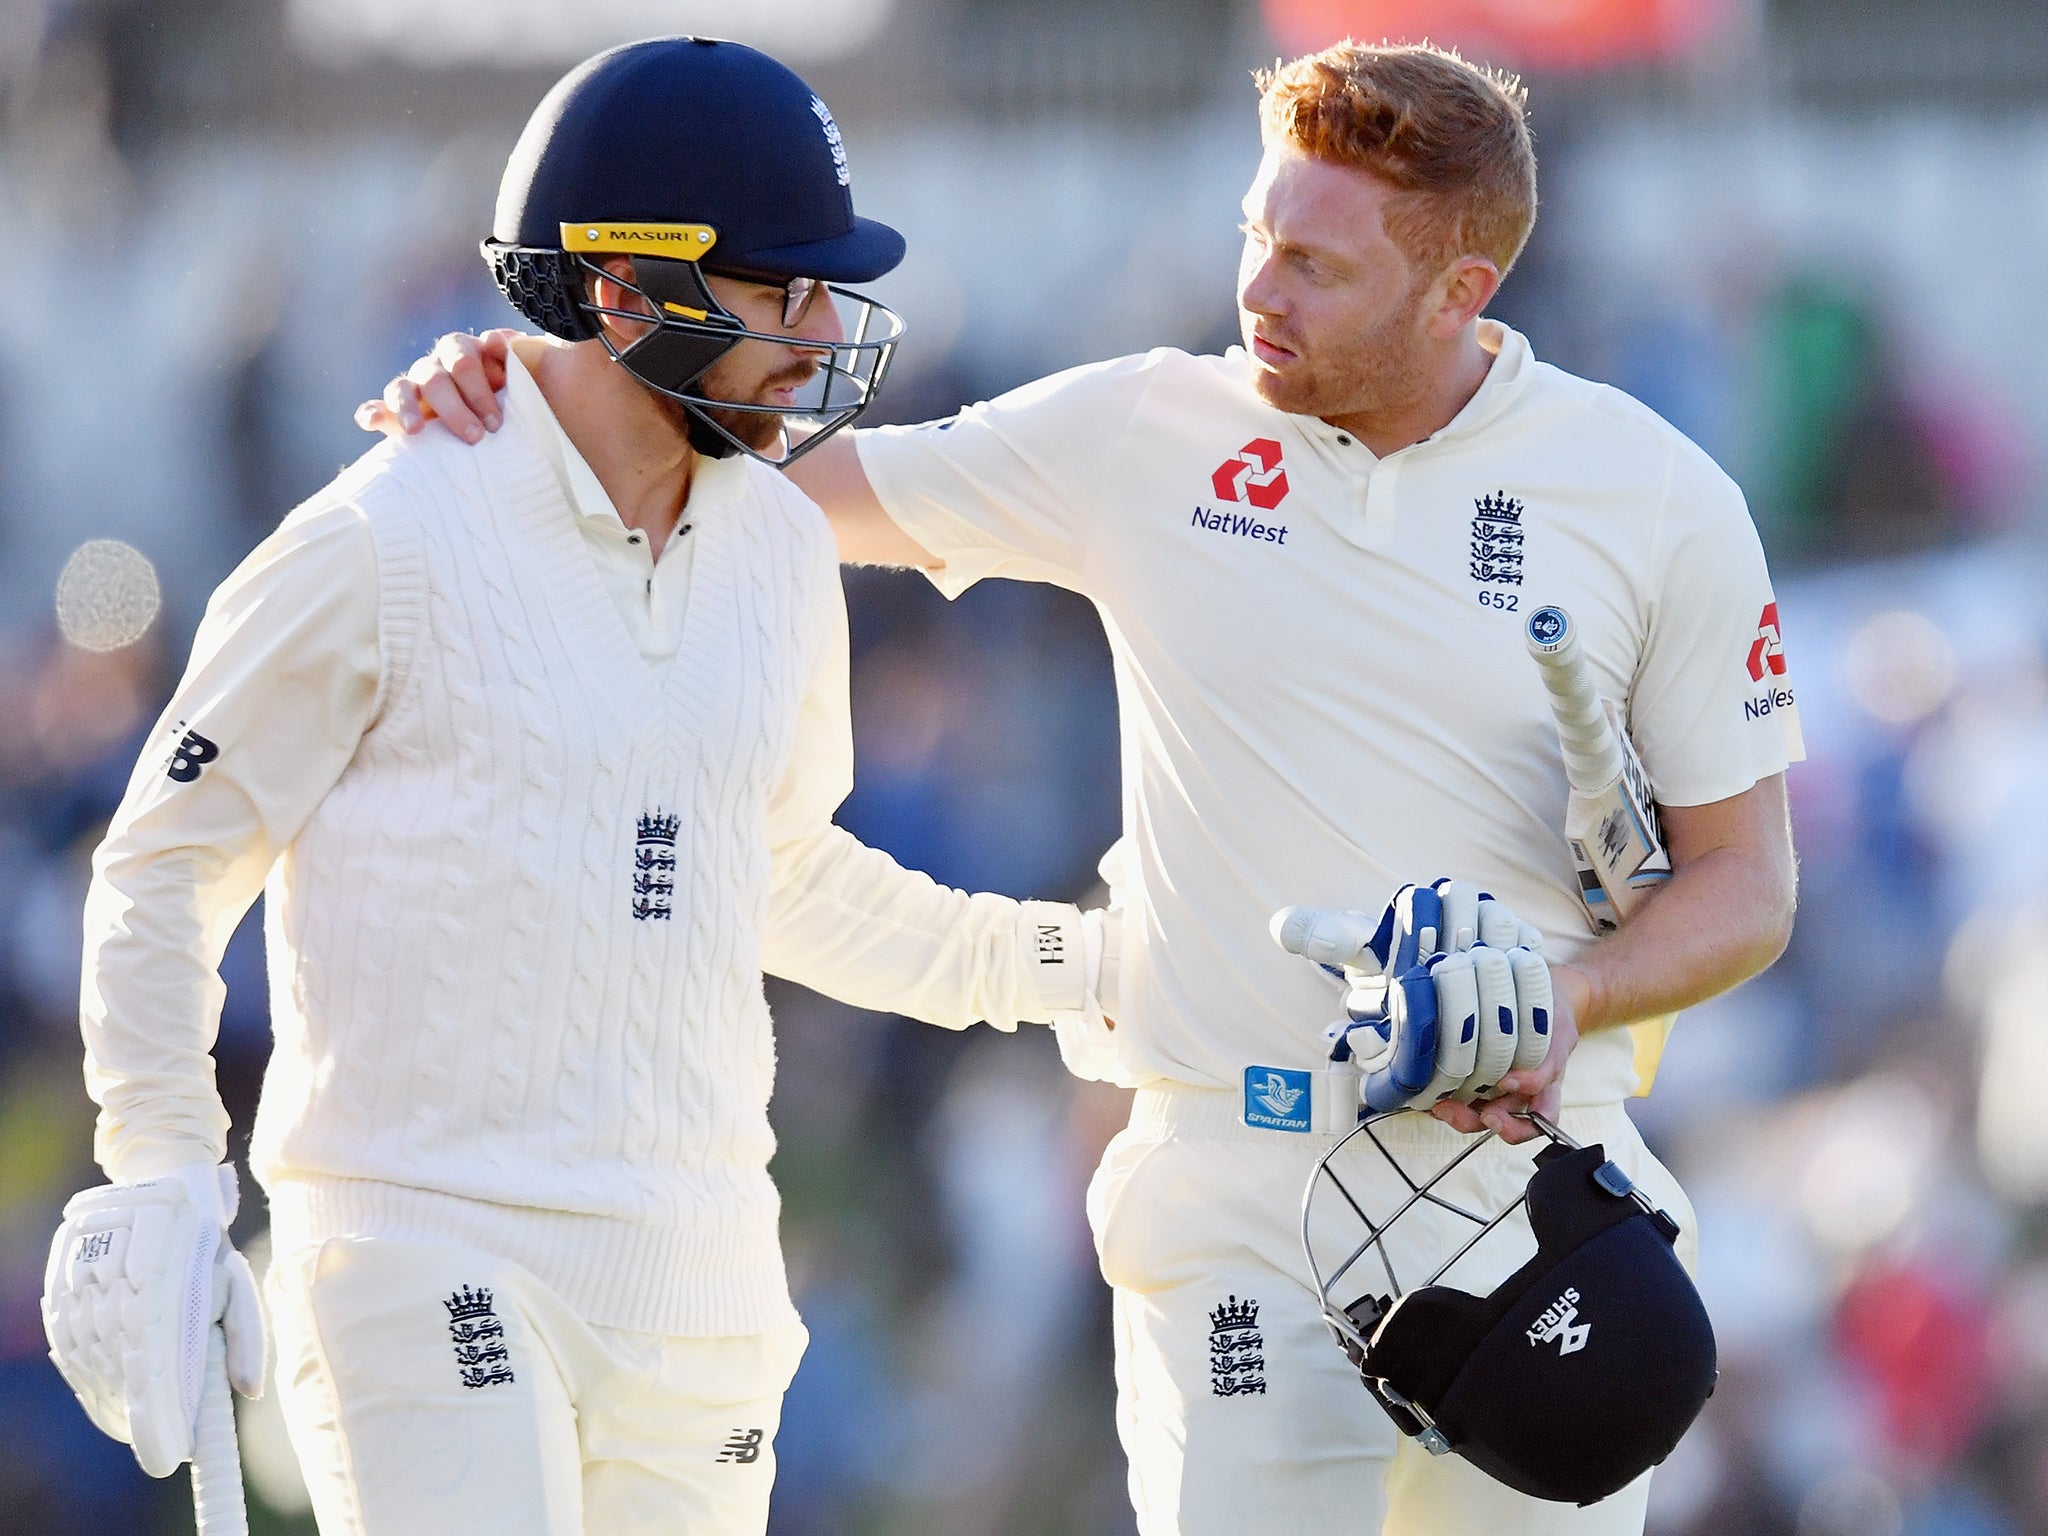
top-left (41, 39), bottom-right (1113, 1536)
top-left (375, 39), bottom-right (1801, 1536)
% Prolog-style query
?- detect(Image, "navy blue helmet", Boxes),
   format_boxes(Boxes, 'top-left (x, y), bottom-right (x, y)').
top-left (484, 37), bottom-right (904, 463)
top-left (1305, 1112), bottom-right (1717, 1507)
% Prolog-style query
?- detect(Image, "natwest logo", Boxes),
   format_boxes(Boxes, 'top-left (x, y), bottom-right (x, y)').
top-left (1746, 602), bottom-right (1787, 683)
top-left (1212, 438), bottom-right (1289, 510)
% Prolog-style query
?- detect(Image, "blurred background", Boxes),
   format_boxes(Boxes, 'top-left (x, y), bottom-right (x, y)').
top-left (2, 0), bottom-right (2046, 1531)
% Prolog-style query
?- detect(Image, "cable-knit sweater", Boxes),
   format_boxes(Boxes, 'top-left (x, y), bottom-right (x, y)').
top-left (82, 390), bottom-right (1062, 1336)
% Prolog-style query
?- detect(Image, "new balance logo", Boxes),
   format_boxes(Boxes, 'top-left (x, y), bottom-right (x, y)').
top-left (1211, 438), bottom-right (1289, 510)
top-left (165, 725), bottom-right (219, 783)
top-left (717, 1428), bottom-right (765, 1464)
top-left (1527, 1286), bottom-right (1591, 1356)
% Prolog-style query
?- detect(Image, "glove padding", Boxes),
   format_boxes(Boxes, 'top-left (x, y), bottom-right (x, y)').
top-left (1272, 878), bottom-right (1552, 1113)
top-left (42, 1162), bottom-right (269, 1478)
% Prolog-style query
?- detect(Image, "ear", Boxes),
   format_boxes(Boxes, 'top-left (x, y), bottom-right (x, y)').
top-left (587, 255), bottom-right (654, 344)
top-left (1427, 256), bottom-right (1502, 340)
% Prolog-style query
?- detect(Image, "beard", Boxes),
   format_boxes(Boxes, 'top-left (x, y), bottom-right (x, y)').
top-left (634, 375), bottom-right (784, 454)
top-left (1245, 277), bottom-right (1435, 424)
top-left (680, 353), bottom-right (823, 453)
top-left (692, 403), bottom-right (778, 450)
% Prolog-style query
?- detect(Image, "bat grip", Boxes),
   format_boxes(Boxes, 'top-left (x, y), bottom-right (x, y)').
top-left (192, 1323), bottom-right (248, 1536)
top-left (1534, 664), bottom-right (1623, 791)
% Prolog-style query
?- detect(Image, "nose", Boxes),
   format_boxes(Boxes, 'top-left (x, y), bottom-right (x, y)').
top-left (1238, 246), bottom-right (1287, 321)
top-left (792, 289), bottom-right (845, 349)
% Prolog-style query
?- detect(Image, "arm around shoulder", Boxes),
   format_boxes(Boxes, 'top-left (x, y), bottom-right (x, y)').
top-left (784, 432), bottom-right (940, 569)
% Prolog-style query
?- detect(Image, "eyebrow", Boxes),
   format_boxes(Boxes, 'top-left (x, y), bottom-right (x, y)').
top-left (1239, 215), bottom-right (1351, 270)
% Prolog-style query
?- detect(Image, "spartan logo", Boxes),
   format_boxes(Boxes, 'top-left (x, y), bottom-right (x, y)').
top-left (1469, 491), bottom-right (1526, 586)
top-left (1209, 1294), bottom-right (1267, 1396)
top-left (165, 724), bottom-right (219, 783)
top-left (1526, 1286), bottom-right (1591, 1356)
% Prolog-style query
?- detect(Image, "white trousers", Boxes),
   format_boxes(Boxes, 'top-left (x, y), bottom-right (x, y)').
top-left (266, 1237), bottom-right (807, 1535)
top-left (1087, 1095), bottom-right (1699, 1536)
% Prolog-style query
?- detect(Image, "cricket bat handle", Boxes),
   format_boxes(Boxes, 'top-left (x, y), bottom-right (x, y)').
top-left (1525, 606), bottom-right (1623, 793)
top-left (191, 1323), bottom-right (248, 1536)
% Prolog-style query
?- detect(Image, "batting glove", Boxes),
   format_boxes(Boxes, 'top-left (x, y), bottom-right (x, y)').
top-left (42, 1161), bottom-right (269, 1477)
top-left (1272, 879), bottom-right (1552, 1113)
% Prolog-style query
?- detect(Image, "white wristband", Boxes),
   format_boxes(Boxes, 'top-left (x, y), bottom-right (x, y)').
top-left (1018, 900), bottom-right (1090, 1019)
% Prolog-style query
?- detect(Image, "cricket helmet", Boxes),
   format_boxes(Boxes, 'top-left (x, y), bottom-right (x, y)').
top-left (1303, 1112), bottom-right (1716, 1506)
top-left (483, 36), bottom-right (904, 463)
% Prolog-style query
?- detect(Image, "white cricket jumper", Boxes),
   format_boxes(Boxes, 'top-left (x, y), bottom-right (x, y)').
top-left (261, 417), bottom-right (830, 1336)
top-left (83, 364), bottom-right (1069, 1339)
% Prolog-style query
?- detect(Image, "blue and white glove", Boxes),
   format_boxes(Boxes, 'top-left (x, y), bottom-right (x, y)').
top-left (1272, 879), bottom-right (1552, 1114)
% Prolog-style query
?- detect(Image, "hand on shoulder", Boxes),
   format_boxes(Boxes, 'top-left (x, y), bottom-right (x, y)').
top-left (355, 328), bottom-right (533, 443)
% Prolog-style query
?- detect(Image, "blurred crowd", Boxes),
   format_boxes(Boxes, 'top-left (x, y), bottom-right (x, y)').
top-left (7, 2), bottom-right (2048, 1533)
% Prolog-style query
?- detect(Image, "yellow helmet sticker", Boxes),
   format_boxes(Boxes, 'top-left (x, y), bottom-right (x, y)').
top-left (560, 222), bottom-right (717, 258)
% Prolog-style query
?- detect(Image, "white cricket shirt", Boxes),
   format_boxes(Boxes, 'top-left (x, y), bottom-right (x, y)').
top-left (857, 321), bottom-right (1803, 1104)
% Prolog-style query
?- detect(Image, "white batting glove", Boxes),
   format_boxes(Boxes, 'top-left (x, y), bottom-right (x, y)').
top-left (42, 1161), bottom-right (269, 1478)
top-left (1272, 879), bottom-right (1552, 1113)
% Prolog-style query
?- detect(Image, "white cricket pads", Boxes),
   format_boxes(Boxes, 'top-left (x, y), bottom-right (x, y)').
top-left (42, 1161), bottom-right (269, 1478)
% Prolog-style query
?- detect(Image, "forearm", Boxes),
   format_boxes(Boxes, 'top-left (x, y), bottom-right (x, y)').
top-left (83, 835), bottom-right (268, 1180)
top-left (764, 825), bottom-right (1075, 1029)
top-left (1556, 844), bottom-right (1794, 1034)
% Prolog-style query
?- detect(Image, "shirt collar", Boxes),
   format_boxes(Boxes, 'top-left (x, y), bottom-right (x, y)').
top-left (1434, 319), bottom-right (1529, 444)
top-left (500, 348), bottom-right (747, 532)
top-left (500, 348), bottom-right (630, 531)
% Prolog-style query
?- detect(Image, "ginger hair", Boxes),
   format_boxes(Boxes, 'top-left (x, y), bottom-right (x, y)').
top-left (1256, 40), bottom-right (1537, 279)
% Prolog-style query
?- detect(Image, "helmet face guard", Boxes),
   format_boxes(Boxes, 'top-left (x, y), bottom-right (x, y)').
top-left (1302, 1111), bottom-right (1717, 1506)
top-left (483, 238), bottom-right (902, 467)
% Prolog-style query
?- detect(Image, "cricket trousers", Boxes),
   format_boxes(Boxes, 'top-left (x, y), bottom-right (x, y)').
top-left (266, 1236), bottom-right (808, 1535)
top-left (1088, 1089), bottom-right (1699, 1536)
